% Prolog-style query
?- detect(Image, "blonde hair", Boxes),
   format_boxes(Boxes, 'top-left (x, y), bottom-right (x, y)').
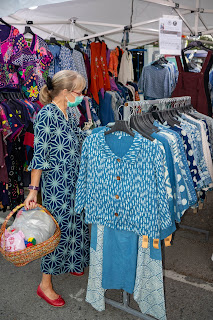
top-left (39, 70), bottom-right (86, 105)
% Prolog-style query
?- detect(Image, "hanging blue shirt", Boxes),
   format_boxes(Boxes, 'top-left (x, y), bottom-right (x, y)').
top-left (156, 131), bottom-right (191, 220)
top-left (152, 132), bottom-right (177, 224)
top-left (98, 92), bottom-right (114, 125)
top-left (75, 128), bottom-right (173, 240)
top-left (48, 44), bottom-right (61, 78)
top-left (179, 116), bottom-right (212, 188)
top-left (169, 125), bottom-right (201, 189)
top-left (154, 122), bottom-right (197, 207)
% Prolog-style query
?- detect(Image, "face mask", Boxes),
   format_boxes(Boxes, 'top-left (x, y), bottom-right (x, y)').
top-left (66, 95), bottom-right (84, 107)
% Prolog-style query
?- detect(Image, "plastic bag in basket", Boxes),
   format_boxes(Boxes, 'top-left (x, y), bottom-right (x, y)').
top-left (11, 207), bottom-right (56, 244)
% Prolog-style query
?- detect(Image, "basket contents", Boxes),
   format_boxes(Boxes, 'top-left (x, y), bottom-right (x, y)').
top-left (0, 228), bottom-right (26, 252)
top-left (1, 207), bottom-right (56, 252)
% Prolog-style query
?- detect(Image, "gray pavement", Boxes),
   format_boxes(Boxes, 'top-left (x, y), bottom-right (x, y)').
top-left (0, 191), bottom-right (213, 320)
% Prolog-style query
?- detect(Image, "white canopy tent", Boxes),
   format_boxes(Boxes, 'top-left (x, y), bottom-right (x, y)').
top-left (1, 0), bottom-right (213, 49)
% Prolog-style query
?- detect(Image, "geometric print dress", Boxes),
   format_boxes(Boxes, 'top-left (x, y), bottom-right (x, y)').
top-left (28, 103), bottom-right (90, 275)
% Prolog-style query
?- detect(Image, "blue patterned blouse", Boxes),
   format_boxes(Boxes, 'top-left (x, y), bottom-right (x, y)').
top-left (170, 125), bottom-right (201, 189)
top-left (179, 116), bottom-right (212, 189)
top-left (155, 123), bottom-right (197, 205)
top-left (59, 45), bottom-right (77, 72)
top-left (75, 129), bottom-right (173, 240)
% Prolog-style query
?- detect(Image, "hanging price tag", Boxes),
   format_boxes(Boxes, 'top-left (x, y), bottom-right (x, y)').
top-left (153, 239), bottom-right (159, 249)
top-left (164, 235), bottom-right (172, 247)
top-left (142, 235), bottom-right (148, 248)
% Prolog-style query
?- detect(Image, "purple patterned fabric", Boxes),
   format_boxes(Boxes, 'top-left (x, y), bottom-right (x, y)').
top-left (12, 34), bottom-right (53, 101)
top-left (110, 76), bottom-right (121, 92)
top-left (0, 25), bottom-right (20, 89)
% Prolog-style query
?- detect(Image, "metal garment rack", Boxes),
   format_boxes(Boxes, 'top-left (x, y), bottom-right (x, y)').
top-left (105, 291), bottom-right (154, 320)
top-left (123, 96), bottom-right (210, 241)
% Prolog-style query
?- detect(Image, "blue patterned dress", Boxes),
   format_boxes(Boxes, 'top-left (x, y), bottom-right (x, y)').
top-left (28, 103), bottom-right (90, 275)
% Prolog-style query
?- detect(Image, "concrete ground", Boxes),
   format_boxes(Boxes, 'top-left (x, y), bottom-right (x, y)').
top-left (0, 192), bottom-right (213, 320)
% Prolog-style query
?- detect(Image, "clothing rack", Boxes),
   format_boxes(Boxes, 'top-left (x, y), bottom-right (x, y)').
top-left (123, 96), bottom-right (192, 120)
top-left (123, 96), bottom-right (210, 242)
top-left (105, 291), bottom-right (154, 320)
top-left (105, 96), bottom-right (195, 320)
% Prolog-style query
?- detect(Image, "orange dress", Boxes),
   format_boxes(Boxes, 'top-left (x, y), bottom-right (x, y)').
top-left (108, 47), bottom-right (119, 77)
top-left (90, 42), bottom-right (110, 104)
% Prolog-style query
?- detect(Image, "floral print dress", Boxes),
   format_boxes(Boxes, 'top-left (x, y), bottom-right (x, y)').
top-left (12, 34), bottom-right (53, 101)
top-left (0, 25), bottom-right (53, 100)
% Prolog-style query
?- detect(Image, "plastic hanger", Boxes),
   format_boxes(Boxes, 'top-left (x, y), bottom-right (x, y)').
top-left (49, 37), bottom-right (61, 47)
top-left (182, 40), bottom-right (211, 53)
top-left (104, 120), bottom-right (135, 137)
top-left (74, 43), bottom-right (83, 53)
top-left (165, 109), bottom-right (181, 126)
top-left (0, 92), bottom-right (5, 101)
top-left (65, 42), bottom-right (72, 50)
top-left (130, 116), bottom-right (154, 141)
top-left (144, 112), bottom-right (160, 132)
top-left (159, 110), bottom-right (176, 127)
top-left (23, 26), bottom-right (35, 36)
top-left (95, 36), bottom-right (101, 43)
top-left (0, 18), bottom-right (11, 28)
top-left (136, 114), bottom-right (156, 134)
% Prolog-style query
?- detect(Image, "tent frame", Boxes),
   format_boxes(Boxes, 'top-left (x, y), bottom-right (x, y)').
top-left (2, 1), bottom-right (213, 48)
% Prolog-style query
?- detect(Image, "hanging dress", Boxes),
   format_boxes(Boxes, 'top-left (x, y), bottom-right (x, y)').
top-left (12, 34), bottom-right (53, 101)
top-left (0, 25), bottom-right (21, 90)
top-left (172, 51), bottom-right (213, 116)
top-left (90, 42), bottom-right (111, 104)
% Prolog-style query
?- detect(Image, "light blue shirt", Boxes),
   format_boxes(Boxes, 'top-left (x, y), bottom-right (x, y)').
top-left (138, 64), bottom-right (172, 98)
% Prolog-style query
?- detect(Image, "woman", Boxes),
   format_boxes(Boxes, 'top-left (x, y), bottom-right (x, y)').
top-left (24, 70), bottom-right (90, 307)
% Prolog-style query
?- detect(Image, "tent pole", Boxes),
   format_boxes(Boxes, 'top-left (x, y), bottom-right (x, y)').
top-left (200, 28), bottom-right (213, 35)
top-left (75, 20), bottom-right (166, 42)
top-left (195, 0), bottom-right (199, 35)
top-left (128, 38), bottom-right (158, 46)
top-left (9, 14), bottom-right (70, 41)
top-left (143, 0), bottom-right (196, 11)
top-left (198, 14), bottom-right (213, 37)
top-left (166, 0), bottom-right (195, 35)
top-left (76, 26), bottom-right (127, 42)
top-left (75, 22), bottom-right (121, 45)
top-left (173, 8), bottom-right (195, 35)
top-left (77, 20), bottom-right (124, 28)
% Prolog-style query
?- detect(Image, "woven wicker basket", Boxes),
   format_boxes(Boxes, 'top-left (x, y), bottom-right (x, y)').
top-left (0, 203), bottom-right (61, 267)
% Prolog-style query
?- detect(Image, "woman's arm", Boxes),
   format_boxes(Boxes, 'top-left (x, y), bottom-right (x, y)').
top-left (24, 169), bottom-right (42, 210)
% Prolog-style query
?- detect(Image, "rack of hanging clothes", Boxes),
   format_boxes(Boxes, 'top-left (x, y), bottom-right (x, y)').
top-left (0, 18), bottom-right (138, 123)
top-left (0, 90), bottom-right (42, 212)
top-left (172, 41), bottom-right (213, 117)
top-left (74, 95), bottom-right (213, 320)
top-left (45, 36), bottom-right (138, 126)
top-left (124, 96), bottom-right (213, 241)
top-left (75, 110), bottom-right (178, 320)
top-left (138, 56), bottom-right (178, 100)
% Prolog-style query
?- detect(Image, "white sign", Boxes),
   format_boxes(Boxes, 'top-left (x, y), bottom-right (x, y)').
top-left (159, 16), bottom-right (182, 55)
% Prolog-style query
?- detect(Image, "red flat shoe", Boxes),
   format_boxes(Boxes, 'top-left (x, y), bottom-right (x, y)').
top-left (37, 285), bottom-right (65, 307)
top-left (70, 271), bottom-right (84, 276)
